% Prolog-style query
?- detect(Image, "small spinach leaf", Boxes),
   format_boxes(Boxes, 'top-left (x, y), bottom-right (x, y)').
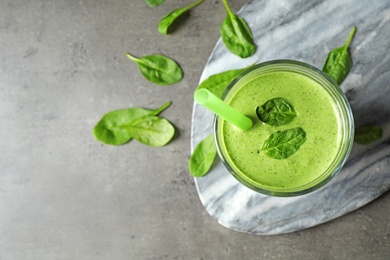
top-left (261, 127), bottom-right (306, 159)
top-left (92, 101), bottom-right (171, 145)
top-left (256, 97), bottom-right (297, 126)
top-left (355, 125), bottom-right (383, 145)
top-left (126, 52), bottom-right (183, 85)
top-left (220, 0), bottom-right (256, 58)
top-left (195, 65), bottom-right (252, 98)
top-left (145, 0), bottom-right (165, 8)
top-left (189, 134), bottom-right (217, 177)
top-left (158, 0), bottom-right (205, 35)
top-left (322, 26), bottom-right (356, 85)
top-left (121, 115), bottom-right (175, 147)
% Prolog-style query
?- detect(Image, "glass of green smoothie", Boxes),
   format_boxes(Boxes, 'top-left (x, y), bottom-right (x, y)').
top-left (214, 60), bottom-right (354, 197)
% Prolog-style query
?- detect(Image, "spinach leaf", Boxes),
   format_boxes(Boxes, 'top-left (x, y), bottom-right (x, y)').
top-left (195, 65), bottom-right (252, 98)
top-left (121, 115), bottom-right (175, 147)
top-left (261, 127), bottom-right (306, 159)
top-left (189, 134), bottom-right (217, 177)
top-left (92, 101), bottom-right (171, 145)
top-left (256, 97), bottom-right (297, 126)
top-left (322, 27), bottom-right (356, 85)
top-left (220, 0), bottom-right (256, 58)
top-left (158, 0), bottom-right (205, 35)
top-left (126, 52), bottom-right (183, 85)
top-left (145, 0), bottom-right (165, 8)
top-left (355, 125), bottom-right (383, 145)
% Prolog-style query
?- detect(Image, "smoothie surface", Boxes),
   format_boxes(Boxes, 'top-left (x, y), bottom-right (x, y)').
top-left (221, 71), bottom-right (341, 190)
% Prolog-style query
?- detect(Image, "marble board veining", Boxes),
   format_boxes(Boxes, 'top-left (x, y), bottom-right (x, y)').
top-left (191, 0), bottom-right (390, 235)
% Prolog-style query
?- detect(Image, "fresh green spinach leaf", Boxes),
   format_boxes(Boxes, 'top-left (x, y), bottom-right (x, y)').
top-left (220, 0), bottom-right (256, 58)
top-left (121, 115), bottom-right (175, 147)
top-left (158, 0), bottom-right (205, 35)
top-left (256, 97), bottom-right (297, 126)
top-left (355, 125), bottom-right (383, 144)
top-left (195, 65), bottom-right (252, 98)
top-left (322, 26), bottom-right (356, 85)
top-left (92, 101), bottom-right (171, 145)
top-left (261, 127), bottom-right (306, 159)
top-left (126, 52), bottom-right (183, 85)
top-left (189, 134), bottom-right (217, 177)
top-left (145, 0), bottom-right (165, 8)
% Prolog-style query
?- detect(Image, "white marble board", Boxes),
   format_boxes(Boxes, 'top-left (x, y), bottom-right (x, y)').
top-left (190, 0), bottom-right (390, 235)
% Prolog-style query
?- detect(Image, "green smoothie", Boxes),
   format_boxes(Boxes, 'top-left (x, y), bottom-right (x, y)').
top-left (215, 61), bottom-right (353, 196)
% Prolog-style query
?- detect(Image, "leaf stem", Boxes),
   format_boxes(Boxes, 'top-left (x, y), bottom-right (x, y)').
top-left (185, 0), bottom-right (205, 11)
top-left (343, 26), bottom-right (356, 52)
top-left (222, 0), bottom-right (233, 16)
top-left (155, 101), bottom-right (172, 115)
top-left (125, 52), bottom-right (140, 63)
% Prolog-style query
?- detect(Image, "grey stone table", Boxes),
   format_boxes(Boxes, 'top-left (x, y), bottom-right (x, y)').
top-left (1, 0), bottom-right (390, 259)
top-left (191, 0), bottom-right (390, 235)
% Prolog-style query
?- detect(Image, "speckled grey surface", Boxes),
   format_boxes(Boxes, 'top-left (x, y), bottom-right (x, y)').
top-left (191, 0), bottom-right (390, 235)
top-left (1, 0), bottom-right (389, 259)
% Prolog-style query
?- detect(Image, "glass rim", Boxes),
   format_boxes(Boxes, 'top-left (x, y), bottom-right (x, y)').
top-left (214, 60), bottom-right (354, 197)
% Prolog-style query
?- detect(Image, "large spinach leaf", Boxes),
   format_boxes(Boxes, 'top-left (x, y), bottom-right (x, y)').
top-left (158, 0), bottom-right (205, 35)
top-left (126, 53), bottom-right (183, 85)
top-left (355, 125), bottom-right (383, 145)
top-left (322, 27), bottom-right (356, 84)
top-left (220, 0), bottom-right (256, 58)
top-left (189, 134), bottom-right (217, 177)
top-left (121, 115), bottom-right (175, 147)
top-left (93, 101), bottom-right (171, 145)
top-left (195, 65), bottom-right (252, 98)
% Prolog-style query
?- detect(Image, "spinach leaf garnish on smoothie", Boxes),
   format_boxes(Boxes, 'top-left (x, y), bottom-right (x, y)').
top-left (261, 127), bottom-right (307, 159)
top-left (256, 97), bottom-right (297, 126)
top-left (322, 27), bottom-right (356, 85)
top-left (256, 98), bottom-right (305, 159)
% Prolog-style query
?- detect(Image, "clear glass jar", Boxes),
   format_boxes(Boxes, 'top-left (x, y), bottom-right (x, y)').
top-left (214, 60), bottom-right (354, 196)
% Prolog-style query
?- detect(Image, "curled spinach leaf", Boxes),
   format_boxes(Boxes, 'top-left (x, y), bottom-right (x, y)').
top-left (126, 52), bottom-right (183, 85)
top-left (189, 134), bottom-right (217, 177)
top-left (146, 0), bottom-right (165, 8)
top-left (121, 115), bottom-right (175, 147)
top-left (220, 0), bottom-right (256, 58)
top-left (195, 64), bottom-right (252, 98)
top-left (158, 0), bottom-right (205, 35)
top-left (322, 27), bottom-right (356, 85)
top-left (355, 125), bottom-right (383, 145)
top-left (261, 127), bottom-right (307, 159)
top-left (256, 97), bottom-right (297, 126)
top-left (92, 101), bottom-right (171, 145)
